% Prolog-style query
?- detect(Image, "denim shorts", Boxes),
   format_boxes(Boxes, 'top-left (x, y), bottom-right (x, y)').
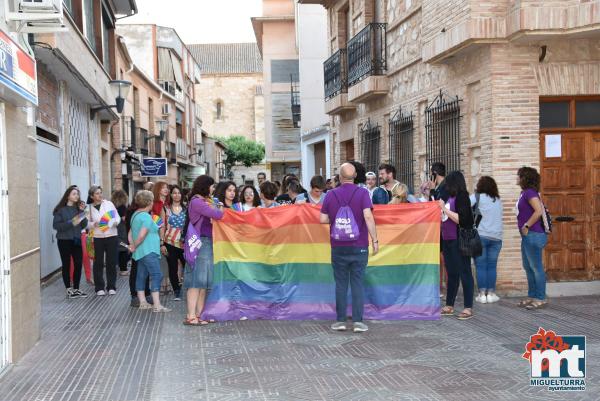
top-left (183, 237), bottom-right (214, 290)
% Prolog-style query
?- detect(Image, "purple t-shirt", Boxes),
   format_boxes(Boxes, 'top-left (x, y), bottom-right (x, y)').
top-left (188, 196), bottom-right (224, 238)
top-left (517, 189), bottom-right (544, 233)
top-left (441, 197), bottom-right (457, 241)
top-left (321, 183), bottom-right (373, 248)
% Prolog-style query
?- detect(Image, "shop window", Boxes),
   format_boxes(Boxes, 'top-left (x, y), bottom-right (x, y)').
top-left (539, 102), bottom-right (570, 128)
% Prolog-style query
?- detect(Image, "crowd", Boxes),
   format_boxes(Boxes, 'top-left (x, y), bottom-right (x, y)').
top-left (52, 160), bottom-right (550, 330)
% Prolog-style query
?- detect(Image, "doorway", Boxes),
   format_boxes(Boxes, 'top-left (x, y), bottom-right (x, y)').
top-left (313, 141), bottom-right (326, 177)
top-left (539, 97), bottom-right (600, 281)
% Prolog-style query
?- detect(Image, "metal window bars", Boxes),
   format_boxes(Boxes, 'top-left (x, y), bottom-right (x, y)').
top-left (290, 74), bottom-right (301, 128)
top-left (323, 48), bottom-right (348, 100)
top-left (389, 108), bottom-right (414, 192)
top-left (347, 23), bottom-right (387, 87)
top-left (425, 90), bottom-right (462, 175)
top-left (360, 120), bottom-right (381, 175)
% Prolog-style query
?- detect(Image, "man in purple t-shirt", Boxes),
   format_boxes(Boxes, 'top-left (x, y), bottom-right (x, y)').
top-left (320, 163), bottom-right (379, 333)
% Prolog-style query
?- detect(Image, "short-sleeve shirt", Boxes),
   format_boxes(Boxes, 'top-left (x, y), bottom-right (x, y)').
top-left (321, 183), bottom-right (373, 248)
top-left (441, 197), bottom-right (458, 241)
top-left (131, 211), bottom-right (161, 261)
top-left (518, 189), bottom-right (544, 233)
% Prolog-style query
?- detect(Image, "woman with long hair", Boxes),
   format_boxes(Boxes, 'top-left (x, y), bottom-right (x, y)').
top-left (516, 167), bottom-right (548, 310)
top-left (128, 190), bottom-right (170, 313)
top-left (388, 182), bottom-right (409, 204)
top-left (437, 171), bottom-right (475, 320)
top-left (111, 189), bottom-right (130, 277)
top-left (238, 185), bottom-right (260, 211)
top-left (215, 181), bottom-right (241, 210)
top-left (471, 176), bottom-right (503, 304)
top-left (182, 175), bottom-right (224, 326)
top-left (87, 185), bottom-right (121, 296)
top-left (164, 185), bottom-right (186, 300)
top-left (152, 181), bottom-right (170, 257)
top-left (53, 185), bottom-right (88, 298)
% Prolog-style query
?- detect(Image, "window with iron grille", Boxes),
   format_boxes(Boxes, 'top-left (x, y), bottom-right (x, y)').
top-left (360, 121), bottom-right (381, 174)
top-left (290, 74), bottom-right (301, 128)
top-left (425, 91), bottom-right (462, 175)
top-left (389, 109), bottom-right (414, 192)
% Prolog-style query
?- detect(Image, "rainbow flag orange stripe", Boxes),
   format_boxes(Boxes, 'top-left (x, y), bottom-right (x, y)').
top-left (204, 202), bottom-right (441, 321)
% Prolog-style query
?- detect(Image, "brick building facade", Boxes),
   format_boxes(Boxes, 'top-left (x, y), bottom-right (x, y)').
top-left (301, 0), bottom-right (600, 294)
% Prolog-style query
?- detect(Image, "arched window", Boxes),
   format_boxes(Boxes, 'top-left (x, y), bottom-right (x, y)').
top-left (216, 101), bottom-right (223, 120)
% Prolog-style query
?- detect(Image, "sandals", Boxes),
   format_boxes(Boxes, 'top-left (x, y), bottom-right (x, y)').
top-left (525, 301), bottom-right (547, 310)
top-left (457, 309), bottom-right (473, 320)
top-left (198, 316), bottom-right (216, 324)
top-left (183, 317), bottom-right (208, 326)
top-left (441, 306), bottom-right (455, 316)
top-left (152, 306), bottom-right (172, 313)
top-left (518, 298), bottom-right (534, 307)
top-left (138, 302), bottom-right (153, 310)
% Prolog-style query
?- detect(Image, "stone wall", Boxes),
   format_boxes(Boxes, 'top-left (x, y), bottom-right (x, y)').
top-left (196, 74), bottom-right (263, 142)
top-left (5, 104), bottom-right (40, 362)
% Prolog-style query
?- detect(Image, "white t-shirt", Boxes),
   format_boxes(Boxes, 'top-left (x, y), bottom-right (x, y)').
top-left (470, 193), bottom-right (503, 241)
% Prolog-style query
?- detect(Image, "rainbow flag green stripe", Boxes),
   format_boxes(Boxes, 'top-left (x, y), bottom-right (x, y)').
top-left (203, 202), bottom-right (441, 321)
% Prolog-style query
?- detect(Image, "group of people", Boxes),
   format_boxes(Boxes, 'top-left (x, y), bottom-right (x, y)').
top-left (52, 160), bottom-right (549, 330)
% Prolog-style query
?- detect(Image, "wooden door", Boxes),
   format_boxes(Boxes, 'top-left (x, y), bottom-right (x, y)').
top-left (313, 141), bottom-right (326, 177)
top-left (540, 132), bottom-right (595, 281)
top-left (592, 133), bottom-right (600, 280)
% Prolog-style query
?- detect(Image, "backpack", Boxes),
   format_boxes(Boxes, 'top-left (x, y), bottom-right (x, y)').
top-left (183, 197), bottom-right (205, 267)
top-left (330, 188), bottom-right (360, 241)
top-left (538, 195), bottom-right (553, 234)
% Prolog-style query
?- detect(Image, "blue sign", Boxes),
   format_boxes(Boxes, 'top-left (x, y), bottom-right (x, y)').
top-left (141, 157), bottom-right (167, 177)
top-left (0, 44), bottom-right (13, 79)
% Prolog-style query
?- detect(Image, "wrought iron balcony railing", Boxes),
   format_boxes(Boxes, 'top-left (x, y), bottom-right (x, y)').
top-left (324, 48), bottom-right (348, 100)
top-left (347, 23), bottom-right (387, 87)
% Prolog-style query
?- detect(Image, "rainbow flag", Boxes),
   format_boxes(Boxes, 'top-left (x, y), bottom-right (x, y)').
top-left (152, 214), bottom-right (164, 228)
top-left (98, 210), bottom-right (117, 231)
top-left (204, 202), bottom-right (441, 321)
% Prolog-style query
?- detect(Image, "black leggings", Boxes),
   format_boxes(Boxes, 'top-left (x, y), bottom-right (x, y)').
top-left (118, 250), bottom-right (129, 271)
top-left (442, 239), bottom-right (474, 309)
top-left (93, 236), bottom-right (118, 292)
top-left (57, 239), bottom-right (82, 290)
top-left (165, 243), bottom-right (183, 293)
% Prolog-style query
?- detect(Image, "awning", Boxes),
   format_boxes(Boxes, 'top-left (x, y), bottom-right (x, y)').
top-left (157, 47), bottom-right (175, 82)
top-left (170, 51), bottom-right (184, 90)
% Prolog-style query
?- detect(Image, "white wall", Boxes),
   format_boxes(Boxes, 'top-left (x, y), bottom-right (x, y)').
top-left (296, 3), bottom-right (328, 131)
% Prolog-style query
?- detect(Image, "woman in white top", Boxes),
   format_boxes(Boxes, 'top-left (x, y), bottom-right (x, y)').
top-left (238, 185), bottom-right (261, 211)
top-left (470, 176), bottom-right (503, 304)
top-left (87, 185), bottom-right (121, 296)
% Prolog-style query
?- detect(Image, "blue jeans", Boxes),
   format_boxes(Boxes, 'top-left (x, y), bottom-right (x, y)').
top-left (136, 253), bottom-right (163, 292)
top-left (474, 237), bottom-right (503, 292)
top-left (331, 246), bottom-right (369, 322)
top-left (521, 232), bottom-right (547, 301)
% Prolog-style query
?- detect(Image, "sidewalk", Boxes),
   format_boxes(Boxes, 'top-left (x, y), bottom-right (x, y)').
top-left (0, 276), bottom-right (598, 401)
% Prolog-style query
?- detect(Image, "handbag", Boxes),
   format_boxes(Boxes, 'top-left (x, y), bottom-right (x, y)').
top-left (459, 195), bottom-right (483, 257)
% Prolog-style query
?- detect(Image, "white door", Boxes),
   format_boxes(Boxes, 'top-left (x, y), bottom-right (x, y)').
top-left (0, 105), bottom-right (12, 373)
top-left (37, 140), bottom-right (63, 278)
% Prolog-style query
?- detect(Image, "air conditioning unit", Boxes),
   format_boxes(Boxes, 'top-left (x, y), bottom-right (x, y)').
top-left (19, 0), bottom-right (59, 12)
top-left (162, 104), bottom-right (172, 116)
top-left (6, 0), bottom-right (66, 33)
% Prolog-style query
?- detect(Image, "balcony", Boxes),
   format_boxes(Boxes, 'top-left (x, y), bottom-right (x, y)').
top-left (347, 23), bottom-right (389, 103)
top-left (176, 137), bottom-right (189, 159)
top-left (323, 49), bottom-right (355, 115)
top-left (159, 80), bottom-right (185, 104)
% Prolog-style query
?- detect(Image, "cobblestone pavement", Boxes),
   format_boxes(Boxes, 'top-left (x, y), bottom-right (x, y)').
top-left (0, 276), bottom-right (598, 401)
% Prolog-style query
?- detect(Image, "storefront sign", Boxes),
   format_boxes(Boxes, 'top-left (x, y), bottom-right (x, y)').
top-left (141, 158), bottom-right (168, 177)
top-left (0, 29), bottom-right (37, 105)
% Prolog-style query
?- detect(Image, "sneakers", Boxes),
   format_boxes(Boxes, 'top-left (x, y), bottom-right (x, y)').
top-left (486, 292), bottom-right (500, 303)
top-left (119, 271), bottom-right (129, 276)
top-left (96, 290), bottom-right (106, 296)
top-left (130, 297), bottom-right (140, 307)
top-left (475, 292), bottom-right (488, 304)
top-left (73, 289), bottom-right (88, 298)
top-left (330, 322), bottom-right (347, 331)
top-left (108, 289), bottom-right (117, 295)
top-left (173, 290), bottom-right (181, 301)
top-left (353, 322), bottom-right (369, 333)
top-left (66, 288), bottom-right (75, 299)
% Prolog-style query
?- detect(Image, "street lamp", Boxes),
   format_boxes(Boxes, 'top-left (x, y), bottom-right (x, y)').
top-left (90, 80), bottom-right (132, 120)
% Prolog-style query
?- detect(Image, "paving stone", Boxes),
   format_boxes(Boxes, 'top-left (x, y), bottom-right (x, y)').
top-left (0, 276), bottom-right (598, 400)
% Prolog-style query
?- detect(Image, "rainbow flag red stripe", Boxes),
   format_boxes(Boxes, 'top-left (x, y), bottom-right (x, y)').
top-left (204, 202), bottom-right (441, 321)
